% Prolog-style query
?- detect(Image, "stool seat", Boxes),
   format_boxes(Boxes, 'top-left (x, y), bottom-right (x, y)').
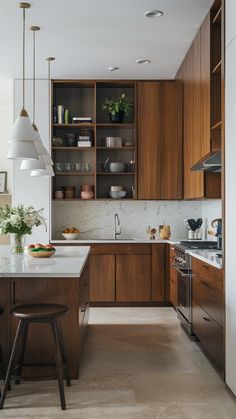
top-left (13, 304), bottom-right (68, 319)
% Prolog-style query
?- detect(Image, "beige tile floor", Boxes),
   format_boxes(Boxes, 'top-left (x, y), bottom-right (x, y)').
top-left (1, 307), bottom-right (236, 418)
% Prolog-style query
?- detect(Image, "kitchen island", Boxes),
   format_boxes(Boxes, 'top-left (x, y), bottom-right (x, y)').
top-left (0, 246), bottom-right (90, 379)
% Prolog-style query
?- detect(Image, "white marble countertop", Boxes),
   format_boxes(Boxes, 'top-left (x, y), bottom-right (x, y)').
top-left (51, 238), bottom-right (180, 245)
top-left (187, 249), bottom-right (222, 270)
top-left (0, 246), bottom-right (90, 278)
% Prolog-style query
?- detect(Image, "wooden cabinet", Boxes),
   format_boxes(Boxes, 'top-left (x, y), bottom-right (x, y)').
top-left (137, 81), bottom-right (182, 200)
top-left (177, 8), bottom-right (221, 199)
top-left (89, 244), bottom-right (166, 303)
top-left (116, 255), bottom-right (151, 302)
top-left (192, 257), bottom-right (224, 371)
top-left (168, 245), bottom-right (178, 308)
top-left (90, 255), bottom-right (115, 302)
top-left (152, 244), bottom-right (166, 302)
top-left (10, 261), bottom-right (90, 379)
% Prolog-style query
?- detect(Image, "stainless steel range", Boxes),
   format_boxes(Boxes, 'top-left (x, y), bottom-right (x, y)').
top-left (173, 241), bottom-right (218, 335)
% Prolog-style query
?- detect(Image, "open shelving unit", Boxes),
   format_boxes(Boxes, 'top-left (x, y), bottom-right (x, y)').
top-left (51, 80), bottom-right (137, 201)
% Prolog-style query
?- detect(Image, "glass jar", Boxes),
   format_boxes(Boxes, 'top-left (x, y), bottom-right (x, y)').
top-left (55, 162), bottom-right (64, 173)
top-left (64, 163), bottom-right (74, 172)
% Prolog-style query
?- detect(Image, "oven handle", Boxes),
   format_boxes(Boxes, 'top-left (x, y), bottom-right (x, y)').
top-left (172, 265), bottom-right (192, 277)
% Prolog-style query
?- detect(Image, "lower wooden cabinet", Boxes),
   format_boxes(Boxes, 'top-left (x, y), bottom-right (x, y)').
top-left (90, 255), bottom-right (115, 302)
top-left (9, 261), bottom-right (90, 379)
top-left (192, 301), bottom-right (224, 371)
top-left (168, 245), bottom-right (178, 307)
top-left (89, 244), bottom-right (166, 303)
top-left (192, 257), bottom-right (224, 371)
top-left (116, 255), bottom-right (151, 302)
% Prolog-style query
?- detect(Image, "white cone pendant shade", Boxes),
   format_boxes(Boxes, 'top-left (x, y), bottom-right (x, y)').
top-left (7, 140), bottom-right (38, 160)
top-left (20, 123), bottom-right (52, 170)
top-left (20, 155), bottom-right (46, 170)
top-left (31, 165), bottom-right (55, 177)
top-left (9, 109), bottom-right (36, 143)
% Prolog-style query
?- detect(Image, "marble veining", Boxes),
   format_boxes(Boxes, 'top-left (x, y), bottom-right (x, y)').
top-left (51, 200), bottom-right (221, 241)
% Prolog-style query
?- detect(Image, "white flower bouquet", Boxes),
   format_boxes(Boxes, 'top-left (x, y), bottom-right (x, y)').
top-left (0, 204), bottom-right (46, 254)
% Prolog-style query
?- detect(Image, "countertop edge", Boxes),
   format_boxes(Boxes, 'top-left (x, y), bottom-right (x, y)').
top-left (188, 251), bottom-right (222, 270)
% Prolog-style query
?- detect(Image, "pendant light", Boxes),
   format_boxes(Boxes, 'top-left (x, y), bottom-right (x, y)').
top-left (31, 57), bottom-right (55, 177)
top-left (7, 2), bottom-right (38, 160)
top-left (21, 26), bottom-right (50, 171)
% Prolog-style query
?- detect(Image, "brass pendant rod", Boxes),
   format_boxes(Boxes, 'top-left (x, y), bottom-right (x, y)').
top-left (22, 7), bottom-right (25, 109)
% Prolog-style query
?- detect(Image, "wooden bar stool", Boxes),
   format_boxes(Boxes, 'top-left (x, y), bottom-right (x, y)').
top-left (0, 304), bottom-right (71, 410)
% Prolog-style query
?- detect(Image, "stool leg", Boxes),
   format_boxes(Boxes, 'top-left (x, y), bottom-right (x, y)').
top-left (14, 320), bottom-right (28, 384)
top-left (0, 320), bottom-right (24, 409)
top-left (51, 318), bottom-right (66, 410)
top-left (56, 320), bottom-right (71, 386)
top-left (0, 345), bottom-right (11, 392)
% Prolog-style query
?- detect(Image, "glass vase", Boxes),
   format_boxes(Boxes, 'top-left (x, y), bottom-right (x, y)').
top-left (11, 234), bottom-right (25, 255)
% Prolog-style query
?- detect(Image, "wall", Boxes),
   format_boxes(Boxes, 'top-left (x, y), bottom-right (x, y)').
top-left (51, 200), bottom-right (221, 241)
top-left (0, 79), bottom-right (13, 193)
top-left (13, 79), bottom-right (50, 244)
top-left (225, 0), bottom-right (236, 396)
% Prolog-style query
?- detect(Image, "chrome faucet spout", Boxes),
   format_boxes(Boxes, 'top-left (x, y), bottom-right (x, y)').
top-left (113, 213), bottom-right (121, 239)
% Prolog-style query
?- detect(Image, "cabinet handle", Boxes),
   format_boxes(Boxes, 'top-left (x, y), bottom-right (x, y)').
top-left (203, 316), bottom-right (210, 322)
top-left (12, 281), bottom-right (16, 305)
top-left (84, 283), bottom-right (88, 287)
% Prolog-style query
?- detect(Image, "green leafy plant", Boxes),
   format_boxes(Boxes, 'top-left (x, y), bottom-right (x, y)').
top-left (102, 93), bottom-right (133, 116)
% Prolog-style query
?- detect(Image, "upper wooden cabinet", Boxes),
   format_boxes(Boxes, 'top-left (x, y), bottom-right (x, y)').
top-left (137, 81), bottom-right (182, 200)
top-left (177, 9), bottom-right (222, 199)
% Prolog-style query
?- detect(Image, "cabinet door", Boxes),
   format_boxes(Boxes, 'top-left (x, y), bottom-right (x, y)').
top-left (192, 301), bottom-right (224, 371)
top-left (116, 255), bottom-right (151, 302)
top-left (183, 40), bottom-right (204, 199)
top-left (137, 81), bottom-right (182, 200)
top-left (90, 255), bottom-right (115, 302)
top-left (151, 244), bottom-right (166, 302)
top-left (200, 12), bottom-right (211, 158)
top-left (11, 277), bottom-right (80, 379)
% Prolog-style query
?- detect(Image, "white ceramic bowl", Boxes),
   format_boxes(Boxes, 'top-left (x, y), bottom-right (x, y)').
top-left (62, 233), bottom-right (79, 240)
top-left (109, 190), bottom-right (127, 199)
top-left (110, 186), bottom-right (124, 192)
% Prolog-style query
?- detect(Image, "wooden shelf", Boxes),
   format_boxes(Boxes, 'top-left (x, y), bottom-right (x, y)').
top-left (52, 147), bottom-right (94, 151)
top-left (53, 198), bottom-right (95, 201)
top-left (53, 123), bottom-right (95, 128)
top-left (212, 6), bottom-right (222, 24)
top-left (96, 146), bottom-right (135, 150)
top-left (211, 120), bottom-right (222, 130)
top-left (96, 123), bottom-right (134, 128)
top-left (212, 60), bottom-right (222, 74)
top-left (97, 172), bottom-right (135, 176)
top-left (55, 172), bottom-right (94, 176)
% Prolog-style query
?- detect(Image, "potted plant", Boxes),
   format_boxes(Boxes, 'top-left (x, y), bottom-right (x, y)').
top-left (102, 93), bottom-right (133, 123)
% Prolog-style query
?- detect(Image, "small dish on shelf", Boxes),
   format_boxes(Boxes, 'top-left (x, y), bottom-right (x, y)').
top-left (109, 190), bottom-right (127, 199)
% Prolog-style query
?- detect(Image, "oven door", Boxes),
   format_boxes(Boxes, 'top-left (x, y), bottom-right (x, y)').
top-left (174, 266), bottom-right (192, 324)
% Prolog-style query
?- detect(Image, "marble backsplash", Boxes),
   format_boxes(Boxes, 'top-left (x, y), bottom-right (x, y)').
top-left (51, 200), bottom-right (221, 240)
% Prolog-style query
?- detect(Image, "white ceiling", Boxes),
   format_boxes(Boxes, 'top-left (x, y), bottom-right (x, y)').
top-left (0, 0), bottom-right (213, 80)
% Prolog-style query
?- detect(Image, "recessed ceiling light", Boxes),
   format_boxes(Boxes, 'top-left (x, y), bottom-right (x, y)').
top-left (144, 10), bottom-right (163, 18)
top-left (108, 66), bottom-right (119, 71)
top-left (136, 59), bottom-right (151, 65)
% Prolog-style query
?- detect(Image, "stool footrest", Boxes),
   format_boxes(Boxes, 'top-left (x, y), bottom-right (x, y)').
top-left (11, 375), bottom-right (58, 382)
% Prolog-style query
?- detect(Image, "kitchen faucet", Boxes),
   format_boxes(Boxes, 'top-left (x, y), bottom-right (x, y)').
top-left (113, 213), bottom-right (121, 239)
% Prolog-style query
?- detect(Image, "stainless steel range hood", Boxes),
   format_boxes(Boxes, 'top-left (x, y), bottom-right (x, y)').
top-left (191, 150), bottom-right (221, 172)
